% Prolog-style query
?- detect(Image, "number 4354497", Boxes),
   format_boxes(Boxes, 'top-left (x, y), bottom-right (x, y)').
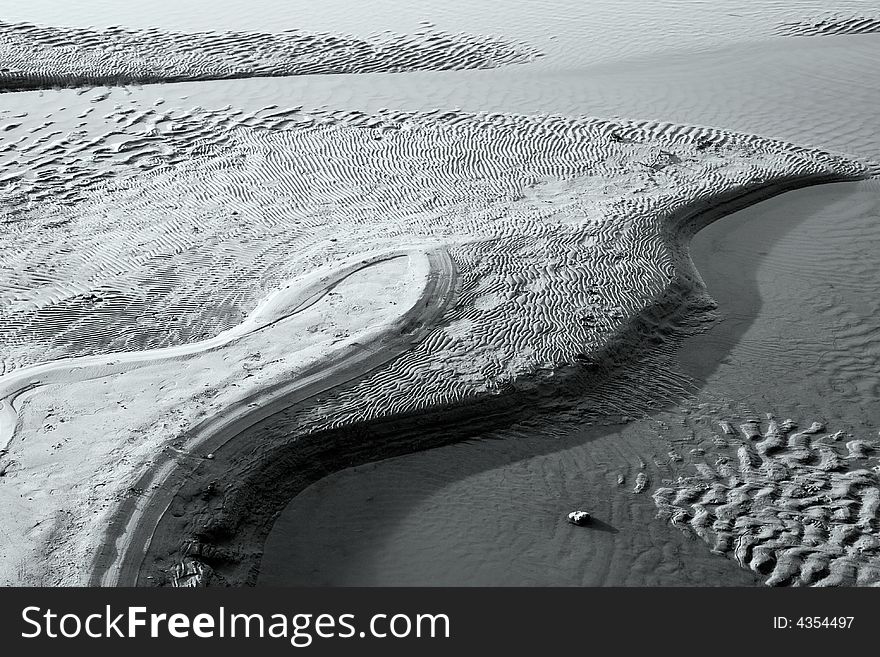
top-left (774, 617), bottom-right (854, 629)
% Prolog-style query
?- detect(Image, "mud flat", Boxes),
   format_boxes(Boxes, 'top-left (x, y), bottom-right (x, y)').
top-left (257, 403), bottom-right (764, 587)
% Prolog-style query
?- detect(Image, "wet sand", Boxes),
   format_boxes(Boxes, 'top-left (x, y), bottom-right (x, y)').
top-left (0, 2), bottom-right (878, 586)
top-left (681, 180), bottom-right (880, 423)
top-left (258, 181), bottom-right (879, 586)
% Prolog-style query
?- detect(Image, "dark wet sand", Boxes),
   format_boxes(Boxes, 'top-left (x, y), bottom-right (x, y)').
top-left (680, 180), bottom-right (880, 427)
top-left (258, 180), bottom-right (879, 586)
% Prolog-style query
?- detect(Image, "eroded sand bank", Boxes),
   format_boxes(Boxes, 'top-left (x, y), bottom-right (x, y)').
top-left (0, 252), bottom-right (436, 584)
top-left (0, 4), bottom-right (878, 587)
top-left (259, 182), bottom-right (880, 587)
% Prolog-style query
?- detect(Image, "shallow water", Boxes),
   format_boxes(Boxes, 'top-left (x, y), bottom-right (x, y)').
top-left (2, 1), bottom-right (878, 585)
top-left (258, 421), bottom-right (762, 586)
top-left (258, 179), bottom-right (879, 585)
top-left (682, 179), bottom-right (880, 428)
top-left (6, 1), bottom-right (873, 68)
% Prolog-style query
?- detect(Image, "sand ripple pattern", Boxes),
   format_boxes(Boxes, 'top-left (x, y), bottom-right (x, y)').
top-left (233, 113), bottom-right (865, 439)
top-left (0, 106), bottom-right (866, 394)
top-left (0, 21), bottom-right (541, 93)
top-left (777, 13), bottom-right (880, 37)
top-left (653, 417), bottom-right (880, 586)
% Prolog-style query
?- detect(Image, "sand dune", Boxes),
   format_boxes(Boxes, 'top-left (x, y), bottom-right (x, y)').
top-left (2, 105), bottom-right (867, 374)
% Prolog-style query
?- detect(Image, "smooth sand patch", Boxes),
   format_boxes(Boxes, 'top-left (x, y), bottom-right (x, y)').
top-left (0, 252), bottom-right (429, 584)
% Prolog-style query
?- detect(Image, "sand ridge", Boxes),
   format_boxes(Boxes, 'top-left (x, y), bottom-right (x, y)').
top-left (0, 250), bottom-right (436, 585)
top-left (190, 109), bottom-right (865, 442)
top-left (0, 20), bottom-right (541, 93)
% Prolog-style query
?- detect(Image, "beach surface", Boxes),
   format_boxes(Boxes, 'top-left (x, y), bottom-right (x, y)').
top-left (0, 1), bottom-right (878, 586)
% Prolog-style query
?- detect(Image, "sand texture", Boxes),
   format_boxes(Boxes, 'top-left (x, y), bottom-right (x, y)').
top-left (1, 102), bottom-right (868, 584)
top-left (653, 417), bottom-right (880, 586)
top-left (777, 13), bottom-right (880, 36)
top-left (0, 3), bottom-right (878, 588)
top-left (86, 116), bottom-right (868, 586)
top-left (1, 104), bottom-right (867, 374)
top-left (0, 21), bottom-right (540, 93)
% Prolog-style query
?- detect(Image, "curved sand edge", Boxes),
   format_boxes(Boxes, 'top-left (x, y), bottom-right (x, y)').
top-left (0, 249), bottom-right (423, 453)
top-left (87, 248), bottom-right (455, 586)
top-left (4, 100), bottom-right (871, 586)
top-left (112, 167), bottom-right (869, 587)
top-left (0, 249), bottom-right (434, 584)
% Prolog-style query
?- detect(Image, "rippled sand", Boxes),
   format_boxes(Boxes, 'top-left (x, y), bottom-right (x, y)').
top-left (268, 180), bottom-right (880, 587)
top-left (0, 2), bottom-right (878, 586)
top-left (0, 21), bottom-right (540, 92)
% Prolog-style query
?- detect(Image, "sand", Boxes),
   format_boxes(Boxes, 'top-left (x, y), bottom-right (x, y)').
top-left (0, 252), bottom-right (433, 584)
top-left (0, 2), bottom-right (878, 587)
top-left (0, 21), bottom-right (540, 92)
top-left (4, 1), bottom-right (874, 68)
top-left (125, 148), bottom-right (866, 586)
top-left (259, 183), bottom-right (880, 587)
top-left (256, 34), bottom-right (880, 585)
top-left (653, 415), bottom-right (880, 586)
